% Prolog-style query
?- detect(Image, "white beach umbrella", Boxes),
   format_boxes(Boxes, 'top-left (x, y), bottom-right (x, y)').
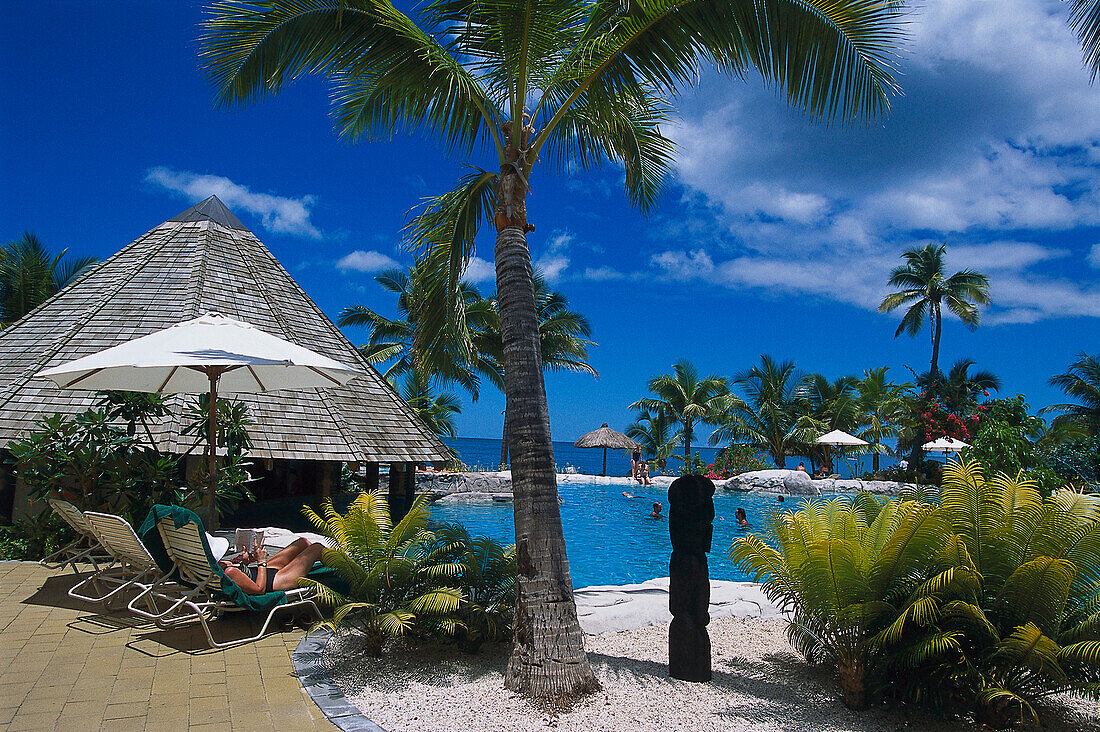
top-left (922, 437), bottom-right (970, 454)
top-left (815, 429), bottom-right (869, 476)
top-left (38, 313), bottom-right (364, 523)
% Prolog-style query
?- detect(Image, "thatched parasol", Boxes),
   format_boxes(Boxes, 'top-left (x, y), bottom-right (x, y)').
top-left (574, 423), bottom-right (639, 476)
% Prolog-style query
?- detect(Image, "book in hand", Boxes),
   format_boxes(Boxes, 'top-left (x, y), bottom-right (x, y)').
top-left (234, 528), bottom-right (265, 555)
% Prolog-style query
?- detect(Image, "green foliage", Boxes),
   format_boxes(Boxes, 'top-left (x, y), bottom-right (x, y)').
top-left (1044, 352), bottom-right (1100, 438)
top-left (0, 511), bottom-right (76, 561)
top-left (301, 491), bottom-right (516, 656)
top-left (180, 395), bottom-right (257, 517)
top-left (676, 451), bottom-right (709, 477)
top-left (708, 444), bottom-right (769, 478)
top-left (731, 460), bottom-right (1100, 725)
top-left (631, 359), bottom-right (729, 460)
top-left (963, 396), bottom-right (1064, 494)
top-left (1042, 436), bottom-right (1100, 491)
top-left (709, 355), bottom-right (802, 468)
top-left (8, 398), bottom-right (181, 524)
top-left (0, 232), bottom-right (96, 326)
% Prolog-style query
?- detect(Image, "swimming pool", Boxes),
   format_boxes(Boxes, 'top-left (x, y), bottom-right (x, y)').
top-left (430, 482), bottom-right (826, 589)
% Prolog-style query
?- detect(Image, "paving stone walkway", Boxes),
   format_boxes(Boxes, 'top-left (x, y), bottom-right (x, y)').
top-left (0, 561), bottom-right (336, 731)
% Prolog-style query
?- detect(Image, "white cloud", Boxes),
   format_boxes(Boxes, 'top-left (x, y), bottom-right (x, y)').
top-left (1089, 243), bottom-right (1100, 268)
top-left (656, 0), bottom-right (1100, 325)
top-left (535, 255), bottom-right (570, 282)
top-left (463, 256), bottom-right (496, 283)
top-left (533, 229), bottom-right (575, 282)
top-left (145, 167), bottom-right (320, 238)
top-left (335, 250), bottom-right (399, 273)
top-left (581, 266), bottom-right (628, 281)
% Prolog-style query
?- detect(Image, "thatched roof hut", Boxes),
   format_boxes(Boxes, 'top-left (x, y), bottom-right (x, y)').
top-left (0, 196), bottom-right (447, 519)
top-left (574, 423), bottom-right (639, 476)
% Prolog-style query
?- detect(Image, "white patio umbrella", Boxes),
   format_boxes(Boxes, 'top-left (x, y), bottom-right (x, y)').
top-left (38, 313), bottom-right (364, 524)
top-left (922, 437), bottom-right (970, 454)
top-left (815, 429), bottom-right (869, 477)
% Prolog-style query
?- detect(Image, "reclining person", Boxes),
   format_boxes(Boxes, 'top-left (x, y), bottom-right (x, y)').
top-left (218, 538), bottom-right (324, 595)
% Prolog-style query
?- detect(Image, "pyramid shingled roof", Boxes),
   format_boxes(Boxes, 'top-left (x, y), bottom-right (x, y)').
top-left (0, 196), bottom-right (448, 464)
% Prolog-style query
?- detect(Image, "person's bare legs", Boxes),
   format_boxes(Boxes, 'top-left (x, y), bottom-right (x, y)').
top-left (266, 537), bottom-right (310, 571)
top-left (272, 541), bottom-right (325, 591)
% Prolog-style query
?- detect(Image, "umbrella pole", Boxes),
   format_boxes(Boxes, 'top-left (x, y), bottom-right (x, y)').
top-left (602, 448), bottom-right (607, 477)
top-left (207, 370), bottom-right (218, 528)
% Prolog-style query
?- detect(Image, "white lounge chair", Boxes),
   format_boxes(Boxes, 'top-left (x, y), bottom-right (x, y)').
top-left (39, 498), bottom-right (112, 572)
top-left (68, 511), bottom-right (174, 608)
top-left (127, 507), bottom-right (322, 648)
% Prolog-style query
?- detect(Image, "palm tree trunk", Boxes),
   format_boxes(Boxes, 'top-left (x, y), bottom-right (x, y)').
top-left (930, 301), bottom-right (942, 376)
top-left (500, 406), bottom-right (510, 468)
top-left (683, 420), bottom-right (692, 462)
top-left (494, 173), bottom-right (596, 699)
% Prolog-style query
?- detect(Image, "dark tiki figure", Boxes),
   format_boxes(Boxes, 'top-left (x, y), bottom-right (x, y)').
top-left (667, 474), bottom-right (715, 682)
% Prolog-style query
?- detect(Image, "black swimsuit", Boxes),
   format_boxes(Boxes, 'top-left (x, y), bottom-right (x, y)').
top-left (240, 564), bottom-right (277, 593)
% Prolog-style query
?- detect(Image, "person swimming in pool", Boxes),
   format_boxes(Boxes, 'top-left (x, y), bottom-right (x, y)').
top-left (735, 507), bottom-right (750, 528)
top-left (650, 502), bottom-right (663, 519)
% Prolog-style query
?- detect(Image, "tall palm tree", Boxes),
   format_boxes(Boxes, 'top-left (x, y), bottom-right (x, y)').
top-left (935, 358), bottom-right (1000, 414)
top-left (854, 367), bottom-right (910, 472)
top-left (1043, 352), bottom-right (1100, 437)
top-left (711, 355), bottom-right (802, 468)
top-left (1069, 0), bottom-right (1100, 79)
top-left (201, 0), bottom-right (906, 697)
top-left (625, 408), bottom-right (677, 471)
top-left (483, 272), bottom-right (597, 466)
top-left (878, 242), bottom-right (990, 376)
top-left (399, 369), bottom-right (462, 441)
top-left (339, 264), bottom-right (504, 399)
top-left (630, 360), bottom-right (729, 461)
top-left (0, 232), bottom-right (97, 326)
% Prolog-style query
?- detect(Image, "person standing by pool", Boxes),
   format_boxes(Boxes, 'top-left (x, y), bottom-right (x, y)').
top-left (631, 447), bottom-right (642, 478)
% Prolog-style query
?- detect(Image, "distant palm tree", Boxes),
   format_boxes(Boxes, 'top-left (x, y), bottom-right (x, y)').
top-left (399, 369), bottom-right (462, 441)
top-left (630, 360), bottom-right (728, 462)
top-left (854, 367), bottom-right (910, 472)
top-left (879, 242), bottom-right (990, 376)
top-left (794, 373), bottom-right (859, 472)
top-left (1043, 353), bottom-right (1100, 437)
top-left (934, 359), bottom-right (1001, 414)
top-left (711, 355), bottom-right (802, 468)
top-left (625, 408), bottom-right (677, 471)
top-left (0, 232), bottom-right (96, 326)
top-left (339, 264), bottom-right (503, 399)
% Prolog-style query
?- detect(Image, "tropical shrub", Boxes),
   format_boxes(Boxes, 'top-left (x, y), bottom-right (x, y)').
top-left (963, 396), bottom-right (1063, 494)
top-left (301, 491), bottom-right (516, 656)
top-left (731, 461), bottom-right (1100, 726)
top-left (677, 452), bottom-right (709, 476)
top-left (0, 511), bottom-right (75, 561)
top-left (707, 444), bottom-right (770, 478)
top-left (1042, 436), bottom-right (1100, 492)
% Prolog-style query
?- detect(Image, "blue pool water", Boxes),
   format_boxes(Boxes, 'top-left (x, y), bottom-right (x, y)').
top-left (431, 481), bottom-right (824, 589)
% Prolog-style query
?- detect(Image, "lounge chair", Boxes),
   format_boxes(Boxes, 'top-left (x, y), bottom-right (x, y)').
top-left (127, 505), bottom-right (323, 648)
top-left (39, 498), bottom-right (112, 572)
top-left (67, 511), bottom-right (175, 608)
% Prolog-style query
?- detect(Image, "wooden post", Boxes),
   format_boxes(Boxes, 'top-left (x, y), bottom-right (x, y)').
top-left (321, 461), bottom-right (334, 499)
top-left (364, 462), bottom-right (380, 492)
top-left (388, 462), bottom-right (406, 521)
top-left (403, 462), bottom-right (417, 516)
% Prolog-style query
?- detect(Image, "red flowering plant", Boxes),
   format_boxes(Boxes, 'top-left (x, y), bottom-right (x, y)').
top-left (914, 394), bottom-right (983, 444)
top-left (707, 444), bottom-right (771, 479)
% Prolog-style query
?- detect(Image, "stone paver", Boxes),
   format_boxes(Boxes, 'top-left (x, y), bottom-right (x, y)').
top-left (0, 562), bottom-right (335, 731)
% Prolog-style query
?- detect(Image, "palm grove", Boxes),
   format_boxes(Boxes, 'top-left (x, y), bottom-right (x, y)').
top-left (199, 0), bottom-right (912, 698)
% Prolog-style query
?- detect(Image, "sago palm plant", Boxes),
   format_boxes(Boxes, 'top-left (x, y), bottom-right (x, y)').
top-left (301, 492), bottom-right (464, 656)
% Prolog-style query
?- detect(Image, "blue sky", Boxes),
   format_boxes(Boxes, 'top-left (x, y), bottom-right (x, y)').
top-left (2, 1), bottom-right (1099, 442)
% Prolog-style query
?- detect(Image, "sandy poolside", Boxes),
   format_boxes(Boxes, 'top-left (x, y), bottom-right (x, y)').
top-left (323, 615), bottom-right (1100, 732)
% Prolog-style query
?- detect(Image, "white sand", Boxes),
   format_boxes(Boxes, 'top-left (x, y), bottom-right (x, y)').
top-left (324, 616), bottom-right (1100, 732)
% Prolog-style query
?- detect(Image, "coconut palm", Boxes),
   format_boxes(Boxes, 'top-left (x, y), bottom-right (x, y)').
top-left (1043, 352), bottom-right (1100, 438)
top-left (0, 232), bottom-right (97, 326)
top-left (711, 355), bottom-right (802, 468)
top-left (625, 408), bottom-right (677, 471)
top-left (200, 0), bottom-right (906, 697)
top-left (879, 242), bottom-right (991, 376)
top-left (630, 360), bottom-right (729, 462)
top-left (854, 367), bottom-right (910, 472)
top-left (483, 272), bottom-right (598, 466)
top-left (400, 369), bottom-right (462, 440)
top-left (794, 373), bottom-right (859, 471)
top-left (339, 264), bottom-right (503, 399)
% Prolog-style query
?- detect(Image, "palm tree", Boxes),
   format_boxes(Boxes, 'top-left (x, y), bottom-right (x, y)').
top-left (1043, 352), bottom-right (1100, 437)
top-left (201, 0), bottom-right (906, 698)
top-left (711, 355), bottom-right (802, 468)
top-left (630, 360), bottom-right (729, 462)
top-left (936, 358), bottom-right (1000, 414)
top-left (0, 232), bottom-right (96, 326)
top-left (625, 408), bottom-right (678, 472)
top-left (399, 369), bottom-right (462, 441)
top-left (483, 271), bottom-right (598, 466)
top-left (339, 264), bottom-right (503, 399)
top-left (878, 242), bottom-right (991, 376)
top-left (854, 367), bottom-right (910, 472)
top-left (794, 373), bottom-right (859, 472)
